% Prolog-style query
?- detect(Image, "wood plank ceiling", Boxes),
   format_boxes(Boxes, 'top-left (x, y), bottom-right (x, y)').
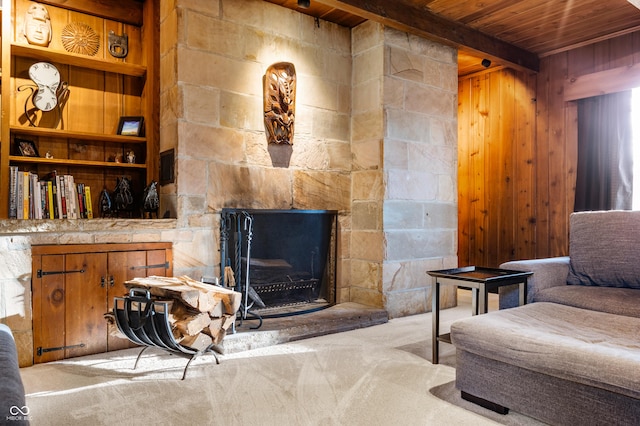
top-left (265, 0), bottom-right (640, 76)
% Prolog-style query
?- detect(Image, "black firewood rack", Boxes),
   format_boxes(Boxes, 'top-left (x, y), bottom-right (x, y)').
top-left (113, 288), bottom-right (219, 380)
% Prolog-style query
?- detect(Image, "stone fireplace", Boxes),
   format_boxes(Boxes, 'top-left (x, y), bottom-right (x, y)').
top-left (220, 209), bottom-right (337, 317)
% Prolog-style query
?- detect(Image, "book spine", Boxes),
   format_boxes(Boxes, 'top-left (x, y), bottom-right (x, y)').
top-left (84, 186), bottom-right (93, 219)
top-left (22, 172), bottom-right (30, 219)
top-left (47, 181), bottom-right (55, 219)
top-left (9, 166), bottom-right (18, 219)
top-left (55, 175), bottom-right (63, 219)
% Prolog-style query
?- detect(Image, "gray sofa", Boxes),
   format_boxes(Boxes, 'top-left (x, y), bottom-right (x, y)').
top-left (450, 210), bottom-right (640, 425)
top-left (0, 324), bottom-right (28, 426)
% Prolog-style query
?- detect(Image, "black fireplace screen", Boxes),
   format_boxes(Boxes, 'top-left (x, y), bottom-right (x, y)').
top-left (220, 209), bottom-right (337, 317)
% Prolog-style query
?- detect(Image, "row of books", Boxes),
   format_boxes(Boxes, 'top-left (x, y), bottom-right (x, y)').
top-left (9, 167), bottom-right (94, 219)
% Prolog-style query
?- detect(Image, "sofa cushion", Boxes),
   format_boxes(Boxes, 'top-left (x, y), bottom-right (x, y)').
top-left (535, 286), bottom-right (640, 318)
top-left (450, 302), bottom-right (640, 400)
top-left (566, 210), bottom-right (640, 288)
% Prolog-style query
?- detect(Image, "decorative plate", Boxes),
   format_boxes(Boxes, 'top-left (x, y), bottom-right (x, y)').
top-left (61, 22), bottom-right (100, 56)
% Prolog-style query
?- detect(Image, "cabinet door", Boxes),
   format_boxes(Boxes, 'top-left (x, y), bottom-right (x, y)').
top-left (32, 252), bottom-right (108, 362)
top-left (64, 253), bottom-right (108, 358)
top-left (32, 254), bottom-right (66, 364)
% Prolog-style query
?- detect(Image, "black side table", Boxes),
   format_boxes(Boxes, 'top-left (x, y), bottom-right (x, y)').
top-left (427, 266), bottom-right (532, 364)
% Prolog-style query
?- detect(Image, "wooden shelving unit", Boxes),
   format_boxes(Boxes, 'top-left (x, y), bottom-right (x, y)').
top-left (0, 0), bottom-right (159, 219)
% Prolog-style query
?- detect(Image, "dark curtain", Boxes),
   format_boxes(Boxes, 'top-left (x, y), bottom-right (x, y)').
top-left (574, 91), bottom-right (633, 211)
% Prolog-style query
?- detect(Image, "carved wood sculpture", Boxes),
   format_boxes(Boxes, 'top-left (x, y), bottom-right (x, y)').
top-left (263, 62), bottom-right (296, 145)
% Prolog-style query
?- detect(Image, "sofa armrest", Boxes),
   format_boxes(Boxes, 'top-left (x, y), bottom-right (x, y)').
top-left (0, 324), bottom-right (27, 424)
top-left (498, 257), bottom-right (570, 309)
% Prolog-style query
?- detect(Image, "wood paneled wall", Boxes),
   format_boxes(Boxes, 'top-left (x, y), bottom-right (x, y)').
top-left (458, 31), bottom-right (640, 267)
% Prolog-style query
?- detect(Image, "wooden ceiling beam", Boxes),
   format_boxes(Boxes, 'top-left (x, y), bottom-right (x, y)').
top-left (313, 0), bottom-right (539, 72)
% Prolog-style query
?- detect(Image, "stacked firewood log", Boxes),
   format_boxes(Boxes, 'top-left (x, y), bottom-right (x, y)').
top-left (118, 275), bottom-right (241, 350)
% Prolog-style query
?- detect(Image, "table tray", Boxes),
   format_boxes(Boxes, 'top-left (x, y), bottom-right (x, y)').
top-left (427, 266), bottom-right (532, 283)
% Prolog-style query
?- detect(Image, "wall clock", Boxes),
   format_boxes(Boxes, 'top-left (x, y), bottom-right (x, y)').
top-left (28, 62), bottom-right (60, 112)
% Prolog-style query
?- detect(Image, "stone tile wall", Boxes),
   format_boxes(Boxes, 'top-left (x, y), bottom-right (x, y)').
top-left (162, 0), bottom-right (354, 301)
top-left (351, 22), bottom-right (458, 317)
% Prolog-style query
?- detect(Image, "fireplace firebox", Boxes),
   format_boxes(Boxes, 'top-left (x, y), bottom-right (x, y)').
top-left (220, 209), bottom-right (337, 321)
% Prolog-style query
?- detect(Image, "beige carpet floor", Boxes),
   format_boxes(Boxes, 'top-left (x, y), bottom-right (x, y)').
top-left (19, 299), bottom-right (544, 426)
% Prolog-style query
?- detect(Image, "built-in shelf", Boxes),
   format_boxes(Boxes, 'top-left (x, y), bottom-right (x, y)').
top-left (9, 155), bottom-right (146, 169)
top-left (11, 43), bottom-right (146, 77)
top-left (10, 126), bottom-right (146, 144)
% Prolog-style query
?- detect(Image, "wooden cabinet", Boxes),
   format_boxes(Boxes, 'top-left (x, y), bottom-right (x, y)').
top-left (0, 0), bottom-right (158, 219)
top-left (31, 243), bottom-right (172, 364)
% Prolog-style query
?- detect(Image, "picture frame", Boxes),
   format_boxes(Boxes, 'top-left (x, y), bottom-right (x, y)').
top-left (16, 138), bottom-right (39, 157)
top-left (159, 149), bottom-right (175, 185)
top-left (117, 116), bottom-right (145, 137)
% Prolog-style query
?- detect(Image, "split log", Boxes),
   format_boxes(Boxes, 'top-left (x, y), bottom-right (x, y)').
top-left (180, 332), bottom-right (213, 352)
top-left (170, 302), bottom-right (212, 336)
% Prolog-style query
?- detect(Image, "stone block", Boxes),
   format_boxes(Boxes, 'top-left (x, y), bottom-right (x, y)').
top-left (176, 158), bottom-right (207, 195)
top-left (407, 142), bottom-right (455, 175)
top-left (383, 76), bottom-right (404, 108)
top-left (383, 201), bottom-right (423, 230)
top-left (350, 259), bottom-right (381, 290)
top-left (178, 121), bottom-right (244, 162)
top-left (430, 117), bottom-right (457, 148)
top-left (349, 286), bottom-right (383, 308)
top-left (178, 47), bottom-right (263, 96)
top-left (384, 229), bottom-right (455, 261)
top-left (351, 170), bottom-right (384, 201)
top-left (382, 258), bottom-right (445, 293)
top-left (385, 108), bottom-right (430, 143)
top-left (220, 91), bottom-right (263, 131)
top-left (0, 248), bottom-right (31, 279)
top-left (352, 201), bottom-right (382, 231)
top-left (58, 232), bottom-right (94, 245)
top-left (352, 139), bottom-right (382, 171)
top-left (386, 169), bottom-right (438, 201)
top-left (384, 288), bottom-right (428, 318)
top-left (245, 132), bottom-right (272, 167)
top-left (186, 12), bottom-right (242, 57)
top-left (13, 330), bottom-right (34, 367)
top-left (310, 109), bottom-right (350, 142)
top-left (207, 164), bottom-right (293, 210)
top-left (220, 0), bottom-right (266, 30)
top-left (292, 171), bottom-right (350, 210)
top-left (438, 174), bottom-right (457, 203)
top-left (350, 230), bottom-right (384, 261)
top-left (387, 46), bottom-right (424, 83)
top-left (183, 84), bottom-right (220, 125)
top-left (131, 233), bottom-right (163, 243)
top-left (423, 202), bottom-right (458, 229)
top-left (404, 84), bottom-right (456, 118)
top-left (353, 45), bottom-right (384, 85)
top-left (94, 233), bottom-right (133, 244)
top-left (160, 7), bottom-right (179, 56)
top-left (352, 110), bottom-right (384, 143)
top-left (383, 139), bottom-right (408, 170)
top-left (300, 17), bottom-right (351, 56)
top-left (353, 78), bottom-right (382, 114)
top-left (325, 140), bottom-right (352, 171)
top-left (299, 76), bottom-right (338, 111)
top-left (0, 276), bottom-right (30, 323)
top-left (352, 21), bottom-right (384, 55)
top-left (178, 0), bottom-right (219, 15)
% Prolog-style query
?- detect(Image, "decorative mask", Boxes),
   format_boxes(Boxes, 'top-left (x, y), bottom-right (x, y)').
top-left (263, 62), bottom-right (296, 145)
top-left (24, 3), bottom-right (52, 47)
top-left (108, 30), bottom-right (129, 58)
